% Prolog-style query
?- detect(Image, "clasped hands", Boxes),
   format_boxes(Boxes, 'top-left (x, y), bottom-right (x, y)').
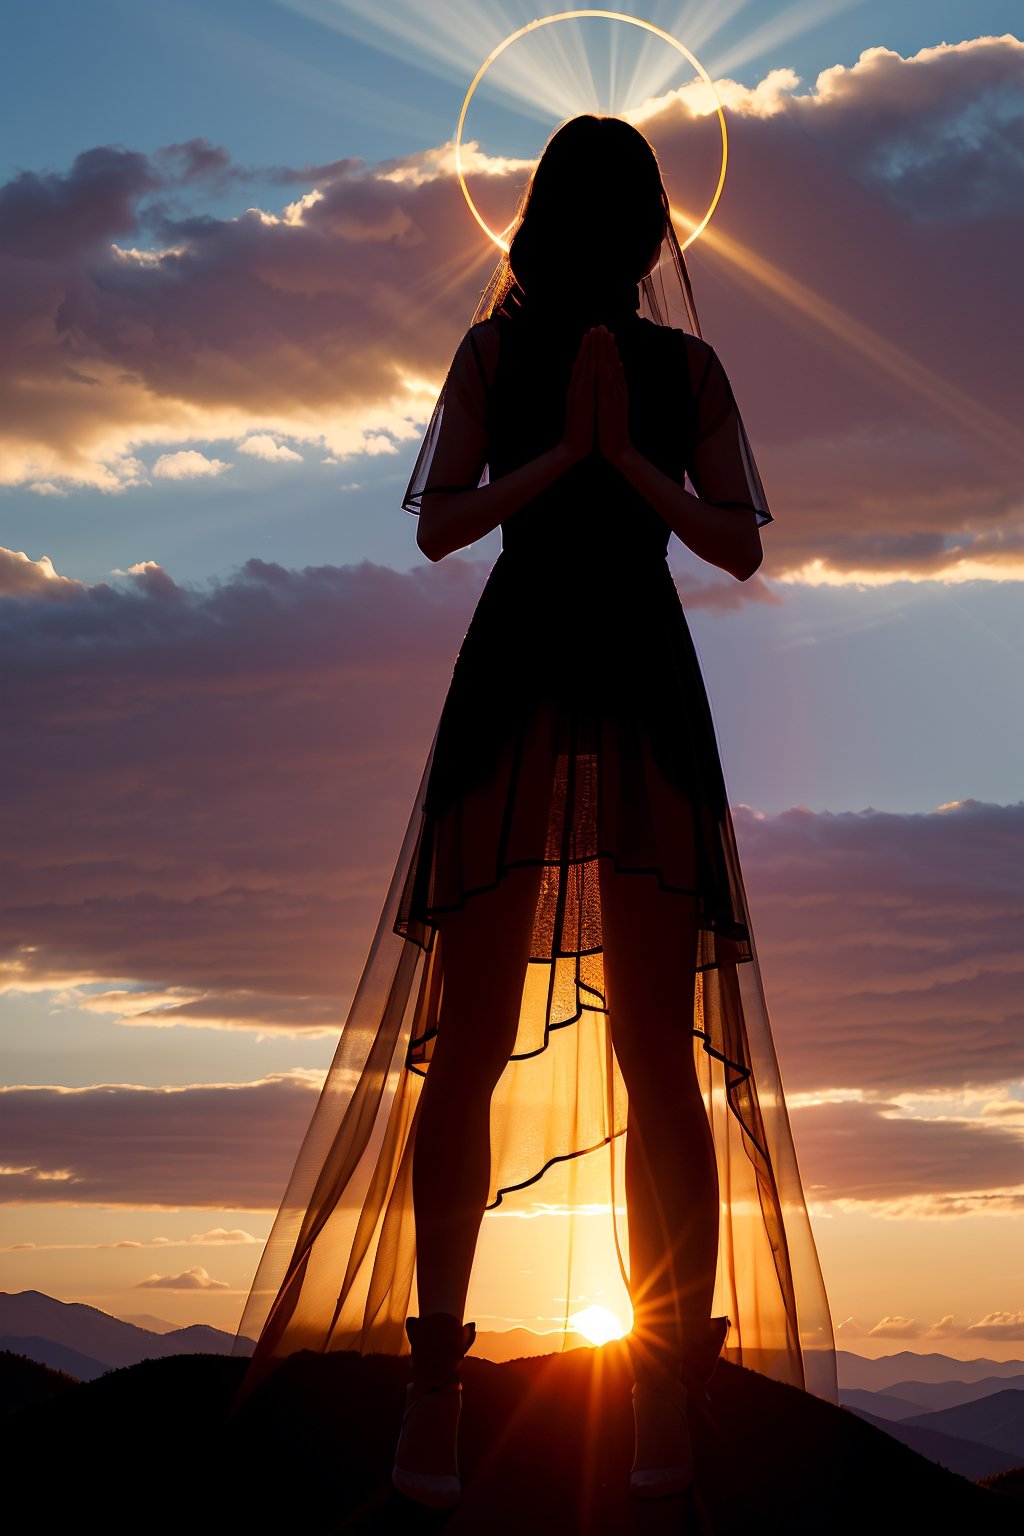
top-left (560, 326), bottom-right (633, 471)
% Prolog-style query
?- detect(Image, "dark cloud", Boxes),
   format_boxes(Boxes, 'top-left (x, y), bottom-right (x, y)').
top-left (734, 799), bottom-right (1024, 1094)
top-left (2, 556), bottom-right (1022, 1110)
top-left (0, 551), bottom-right (483, 1029)
top-left (0, 146), bottom-right (158, 260)
top-left (0, 1076), bottom-right (317, 1209)
top-left (790, 1098), bottom-right (1024, 1206)
top-left (0, 39), bottom-right (1020, 578)
top-left (2, 1074), bottom-right (1020, 1216)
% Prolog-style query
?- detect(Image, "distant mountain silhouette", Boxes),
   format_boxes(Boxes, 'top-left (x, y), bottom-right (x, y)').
top-left (902, 1391), bottom-right (1024, 1460)
top-left (853, 1406), bottom-right (1019, 1482)
top-left (4, 1340), bottom-right (1020, 1534)
top-left (886, 1375), bottom-right (1024, 1413)
top-left (840, 1386), bottom-right (924, 1421)
top-left (0, 1290), bottom-right (253, 1377)
top-left (117, 1311), bottom-right (179, 1334)
top-left (0, 1332), bottom-right (109, 1381)
top-left (475, 1325), bottom-right (591, 1361)
top-left (838, 1349), bottom-right (1024, 1391)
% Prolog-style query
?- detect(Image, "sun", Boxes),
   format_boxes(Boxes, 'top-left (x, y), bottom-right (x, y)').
top-left (569, 1304), bottom-right (628, 1346)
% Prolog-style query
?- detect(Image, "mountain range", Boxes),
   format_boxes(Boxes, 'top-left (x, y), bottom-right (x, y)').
top-left (837, 1348), bottom-right (1024, 1390)
top-left (0, 1288), bottom-right (254, 1379)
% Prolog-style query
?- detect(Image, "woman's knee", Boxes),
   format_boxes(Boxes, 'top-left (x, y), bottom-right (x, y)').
top-left (614, 1031), bottom-right (703, 1108)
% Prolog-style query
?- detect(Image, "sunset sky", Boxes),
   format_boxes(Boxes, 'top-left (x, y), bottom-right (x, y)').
top-left (1, 2), bottom-right (1022, 1361)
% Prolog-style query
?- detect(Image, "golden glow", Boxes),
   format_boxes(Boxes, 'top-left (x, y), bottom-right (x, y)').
top-left (455, 12), bottom-right (727, 253)
top-left (569, 1302), bottom-right (628, 1344)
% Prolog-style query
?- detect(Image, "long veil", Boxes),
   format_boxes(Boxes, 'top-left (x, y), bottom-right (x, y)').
top-left (235, 216), bottom-right (837, 1405)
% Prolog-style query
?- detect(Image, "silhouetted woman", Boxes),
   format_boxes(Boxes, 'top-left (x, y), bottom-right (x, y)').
top-left (237, 114), bottom-right (835, 1511)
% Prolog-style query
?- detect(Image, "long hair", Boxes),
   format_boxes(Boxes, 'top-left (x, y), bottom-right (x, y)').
top-left (479, 115), bottom-right (673, 323)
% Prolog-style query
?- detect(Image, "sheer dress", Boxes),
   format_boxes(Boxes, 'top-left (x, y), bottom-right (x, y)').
top-left (237, 288), bottom-right (837, 1404)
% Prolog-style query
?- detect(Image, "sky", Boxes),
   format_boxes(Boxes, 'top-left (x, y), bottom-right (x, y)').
top-left (1, 2), bottom-right (1022, 1363)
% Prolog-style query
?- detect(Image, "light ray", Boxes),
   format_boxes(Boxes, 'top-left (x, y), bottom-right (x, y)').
top-left (273, 0), bottom-right (862, 150)
top-left (692, 217), bottom-right (1023, 466)
top-left (708, 0), bottom-right (866, 78)
top-left (627, 0), bottom-right (755, 104)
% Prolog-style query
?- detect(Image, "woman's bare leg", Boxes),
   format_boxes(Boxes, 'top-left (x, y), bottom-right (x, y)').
top-left (413, 860), bottom-right (545, 1320)
top-left (598, 858), bottom-right (719, 1358)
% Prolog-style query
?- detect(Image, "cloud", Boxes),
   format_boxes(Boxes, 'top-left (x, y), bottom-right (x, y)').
top-left (868, 1316), bottom-right (923, 1339)
top-left (3, 1071), bottom-right (1017, 1219)
top-left (791, 1097), bottom-right (1024, 1210)
top-left (0, 547), bottom-right (83, 598)
top-left (966, 1311), bottom-right (1024, 1341)
top-left (136, 1265), bottom-right (230, 1290)
top-left (2, 549), bottom-right (1022, 1128)
top-left (0, 1075), bottom-right (319, 1208)
top-left (151, 450), bottom-right (229, 480)
top-left (187, 1227), bottom-right (259, 1244)
top-left (0, 1228), bottom-right (259, 1252)
top-left (236, 435), bottom-right (303, 462)
top-left (0, 39), bottom-right (1019, 579)
top-left (734, 799), bottom-right (1024, 1095)
top-left (923, 1315), bottom-right (958, 1339)
top-left (0, 550), bottom-right (483, 1030)
top-left (837, 1311), bottom-right (1024, 1342)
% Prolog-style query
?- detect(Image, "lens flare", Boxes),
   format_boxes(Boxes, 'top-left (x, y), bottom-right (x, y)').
top-left (455, 11), bottom-right (727, 253)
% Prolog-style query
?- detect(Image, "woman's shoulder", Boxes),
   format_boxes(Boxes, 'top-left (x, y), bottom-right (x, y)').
top-left (634, 319), bottom-right (720, 389)
top-left (448, 318), bottom-right (502, 395)
top-left (635, 316), bottom-right (713, 355)
top-left (466, 316), bottom-right (502, 352)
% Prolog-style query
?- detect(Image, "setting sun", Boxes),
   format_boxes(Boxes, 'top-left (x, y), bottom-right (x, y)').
top-left (569, 1305), bottom-right (629, 1346)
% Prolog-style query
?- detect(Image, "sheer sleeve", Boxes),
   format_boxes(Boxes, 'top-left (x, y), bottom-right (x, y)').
top-left (401, 321), bottom-right (498, 514)
top-left (685, 338), bottom-right (773, 528)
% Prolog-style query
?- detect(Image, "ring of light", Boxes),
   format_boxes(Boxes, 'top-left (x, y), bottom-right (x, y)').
top-left (455, 10), bottom-right (728, 254)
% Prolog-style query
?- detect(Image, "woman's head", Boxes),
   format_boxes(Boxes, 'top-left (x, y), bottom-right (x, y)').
top-left (508, 115), bottom-right (669, 296)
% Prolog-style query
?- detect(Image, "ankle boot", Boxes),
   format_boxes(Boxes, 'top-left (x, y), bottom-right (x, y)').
top-left (627, 1315), bottom-right (729, 1500)
top-left (391, 1312), bottom-right (477, 1509)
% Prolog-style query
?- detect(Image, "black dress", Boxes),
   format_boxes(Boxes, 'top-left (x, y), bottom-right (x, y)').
top-left (237, 289), bottom-right (838, 1405)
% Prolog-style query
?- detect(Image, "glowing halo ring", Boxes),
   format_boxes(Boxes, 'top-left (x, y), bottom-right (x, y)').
top-left (454, 10), bottom-right (728, 254)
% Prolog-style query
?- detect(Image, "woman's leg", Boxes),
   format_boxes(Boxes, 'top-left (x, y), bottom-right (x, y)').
top-left (413, 859), bottom-right (545, 1320)
top-left (598, 858), bottom-right (719, 1355)
top-left (397, 864), bottom-right (544, 1493)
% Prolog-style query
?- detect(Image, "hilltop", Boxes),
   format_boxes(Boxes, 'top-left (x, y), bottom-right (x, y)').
top-left (3, 1338), bottom-right (1020, 1535)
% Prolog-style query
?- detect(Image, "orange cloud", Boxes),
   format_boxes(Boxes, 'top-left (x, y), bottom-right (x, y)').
top-left (136, 1266), bottom-right (230, 1290)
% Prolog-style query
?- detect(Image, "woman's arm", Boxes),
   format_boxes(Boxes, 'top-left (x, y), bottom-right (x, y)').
top-left (594, 326), bottom-right (764, 582)
top-left (416, 323), bottom-right (597, 563)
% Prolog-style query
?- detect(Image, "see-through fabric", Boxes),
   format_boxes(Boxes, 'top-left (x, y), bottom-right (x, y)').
top-left (237, 229), bottom-right (837, 1406)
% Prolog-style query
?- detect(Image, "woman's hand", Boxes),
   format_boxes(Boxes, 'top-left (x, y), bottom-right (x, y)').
top-left (595, 325), bottom-right (632, 469)
top-left (559, 328), bottom-right (597, 465)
